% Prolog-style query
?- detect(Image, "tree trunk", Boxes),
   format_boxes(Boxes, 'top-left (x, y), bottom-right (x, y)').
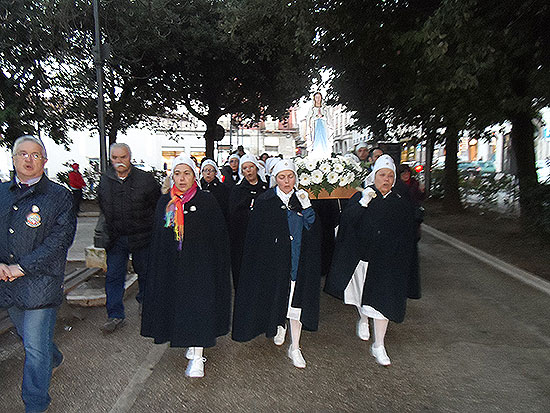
top-left (443, 128), bottom-right (462, 212)
top-left (108, 125), bottom-right (118, 147)
top-left (424, 131), bottom-right (436, 198)
top-left (510, 113), bottom-right (539, 225)
top-left (204, 121), bottom-right (217, 159)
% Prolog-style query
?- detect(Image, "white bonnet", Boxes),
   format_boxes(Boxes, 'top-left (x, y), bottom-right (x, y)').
top-left (200, 159), bottom-right (223, 181)
top-left (238, 154), bottom-right (266, 182)
top-left (270, 159), bottom-right (298, 189)
top-left (265, 157), bottom-right (281, 175)
top-left (372, 154), bottom-right (396, 185)
top-left (171, 153), bottom-right (201, 188)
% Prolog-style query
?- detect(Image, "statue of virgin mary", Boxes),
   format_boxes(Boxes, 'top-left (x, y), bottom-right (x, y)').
top-left (306, 92), bottom-right (333, 159)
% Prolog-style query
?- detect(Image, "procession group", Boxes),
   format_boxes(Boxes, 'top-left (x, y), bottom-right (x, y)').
top-left (0, 135), bottom-right (423, 412)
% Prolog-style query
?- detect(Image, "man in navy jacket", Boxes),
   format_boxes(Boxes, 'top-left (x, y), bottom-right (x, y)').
top-left (0, 135), bottom-right (76, 413)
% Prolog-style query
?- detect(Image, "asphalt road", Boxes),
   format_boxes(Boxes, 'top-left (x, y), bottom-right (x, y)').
top-left (1, 231), bottom-right (549, 412)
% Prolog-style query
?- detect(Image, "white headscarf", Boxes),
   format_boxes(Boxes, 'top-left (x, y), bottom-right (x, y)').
top-left (344, 153), bottom-right (360, 163)
top-left (270, 159), bottom-right (298, 189)
top-left (265, 157), bottom-right (281, 176)
top-left (200, 159), bottom-right (223, 181)
top-left (228, 153), bottom-right (240, 163)
top-left (238, 154), bottom-right (266, 183)
top-left (372, 154), bottom-right (396, 187)
top-left (172, 153), bottom-right (201, 188)
top-left (355, 141), bottom-right (368, 151)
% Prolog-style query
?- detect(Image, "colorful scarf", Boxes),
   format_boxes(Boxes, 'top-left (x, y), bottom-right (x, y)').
top-left (165, 182), bottom-right (198, 250)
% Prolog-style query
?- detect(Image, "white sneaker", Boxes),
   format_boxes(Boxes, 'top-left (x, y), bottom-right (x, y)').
top-left (185, 347), bottom-right (194, 360)
top-left (185, 357), bottom-right (206, 378)
top-left (287, 347), bottom-right (306, 368)
top-left (274, 325), bottom-right (286, 346)
top-left (370, 344), bottom-right (391, 366)
top-left (356, 319), bottom-right (370, 341)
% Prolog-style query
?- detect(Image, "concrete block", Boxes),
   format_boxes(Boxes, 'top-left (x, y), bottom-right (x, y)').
top-left (85, 246), bottom-right (107, 271)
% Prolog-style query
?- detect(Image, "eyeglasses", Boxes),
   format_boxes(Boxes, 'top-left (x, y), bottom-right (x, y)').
top-left (13, 152), bottom-right (44, 160)
top-left (203, 168), bottom-right (216, 174)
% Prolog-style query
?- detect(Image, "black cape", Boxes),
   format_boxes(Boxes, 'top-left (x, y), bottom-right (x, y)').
top-left (141, 190), bottom-right (231, 348)
top-left (200, 177), bottom-right (229, 221)
top-left (325, 188), bottom-right (419, 323)
top-left (228, 178), bottom-right (268, 287)
top-left (232, 188), bottom-right (322, 342)
top-left (221, 165), bottom-right (240, 189)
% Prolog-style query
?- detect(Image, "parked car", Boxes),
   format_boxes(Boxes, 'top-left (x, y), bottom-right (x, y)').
top-left (458, 161), bottom-right (495, 176)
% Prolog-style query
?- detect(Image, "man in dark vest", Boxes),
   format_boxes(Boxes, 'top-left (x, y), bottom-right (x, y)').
top-left (98, 143), bottom-right (160, 333)
top-left (0, 135), bottom-right (77, 413)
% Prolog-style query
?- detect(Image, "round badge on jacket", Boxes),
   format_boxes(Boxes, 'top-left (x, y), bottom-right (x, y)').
top-left (26, 212), bottom-right (41, 228)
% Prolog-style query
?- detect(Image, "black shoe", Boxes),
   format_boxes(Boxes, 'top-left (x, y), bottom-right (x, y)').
top-left (101, 317), bottom-right (126, 333)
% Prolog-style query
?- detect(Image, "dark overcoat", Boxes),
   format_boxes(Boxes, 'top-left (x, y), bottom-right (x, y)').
top-left (232, 188), bottom-right (322, 342)
top-left (98, 166), bottom-right (160, 251)
top-left (221, 165), bottom-right (239, 189)
top-left (0, 176), bottom-right (76, 309)
top-left (325, 188), bottom-right (419, 323)
top-left (228, 178), bottom-right (268, 287)
top-left (140, 190), bottom-right (231, 348)
top-left (200, 177), bottom-right (229, 221)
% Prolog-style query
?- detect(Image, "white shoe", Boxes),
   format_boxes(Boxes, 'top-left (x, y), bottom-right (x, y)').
top-left (287, 347), bottom-right (306, 368)
top-left (185, 347), bottom-right (194, 360)
top-left (356, 319), bottom-right (370, 341)
top-left (185, 357), bottom-right (206, 378)
top-left (274, 325), bottom-right (286, 346)
top-left (370, 344), bottom-right (391, 366)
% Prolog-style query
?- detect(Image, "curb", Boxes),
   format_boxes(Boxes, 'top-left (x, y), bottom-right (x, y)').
top-left (422, 224), bottom-right (550, 296)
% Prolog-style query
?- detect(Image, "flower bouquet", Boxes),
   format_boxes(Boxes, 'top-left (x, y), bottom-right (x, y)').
top-left (294, 156), bottom-right (367, 199)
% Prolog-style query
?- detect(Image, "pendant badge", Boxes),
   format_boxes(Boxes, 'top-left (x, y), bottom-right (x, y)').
top-left (26, 212), bottom-right (41, 228)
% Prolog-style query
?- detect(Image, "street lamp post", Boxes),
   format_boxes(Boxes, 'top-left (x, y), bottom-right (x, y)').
top-left (93, 0), bottom-right (107, 173)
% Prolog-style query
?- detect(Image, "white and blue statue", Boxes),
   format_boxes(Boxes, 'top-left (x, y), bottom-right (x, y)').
top-left (306, 92), bottom-right (333, 159)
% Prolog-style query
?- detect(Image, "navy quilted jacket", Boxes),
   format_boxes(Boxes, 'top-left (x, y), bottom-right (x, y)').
top-left (0, 175), bottom-right (76, 309)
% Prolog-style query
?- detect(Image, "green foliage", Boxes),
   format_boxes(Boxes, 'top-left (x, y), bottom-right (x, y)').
top-left (431, 169), bottom-right (519, 214)
top-left (0, 0), bottom-right (73, 146)
top-left (57, 162), bottom-right (167, 201)
top-left (56, 0), bottom-right (318, 156)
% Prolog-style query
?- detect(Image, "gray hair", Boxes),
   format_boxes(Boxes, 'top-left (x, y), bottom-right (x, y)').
top-left (12, 135), bottom-right (48, 158)
top-left (109, 142), bottom-right (132, 159)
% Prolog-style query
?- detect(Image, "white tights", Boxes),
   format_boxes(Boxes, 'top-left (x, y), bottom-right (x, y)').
top-left (356, 307), bottom-right (389, 347)
top-left (189, 346), bottom-right (203, 358)
top-left (289, 319), bottom-right (302, 351)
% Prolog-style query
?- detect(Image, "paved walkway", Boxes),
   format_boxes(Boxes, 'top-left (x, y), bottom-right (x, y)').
top-left (67, 215), bottom-right (98, 262)
top-left (1, 228), bottom-right (549, 412)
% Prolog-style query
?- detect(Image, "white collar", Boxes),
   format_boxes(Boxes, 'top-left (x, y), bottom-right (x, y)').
top-left (276, 186), bottom-right (294, 207)
top-left (16, 175), bottom-right (42, 186)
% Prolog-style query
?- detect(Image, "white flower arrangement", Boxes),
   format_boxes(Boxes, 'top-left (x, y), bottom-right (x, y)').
top-left (295, 156), bottom-right (367, 197)
top-left (311, 170), bottom-right (323, 184)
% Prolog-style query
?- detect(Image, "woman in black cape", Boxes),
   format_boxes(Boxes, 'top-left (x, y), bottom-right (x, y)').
top-left (233, 159), bottom-right (321, 369)
top-left (221, 153), bottom-right (240, 189)
top-left (228, 154), bottom-right (268, 288)
top-left (141, 154), bottom-right (231, 378)
top-left (200, 159), bottom-right (229, 221)
top-left (325, 155), bottom-right (419, 367)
